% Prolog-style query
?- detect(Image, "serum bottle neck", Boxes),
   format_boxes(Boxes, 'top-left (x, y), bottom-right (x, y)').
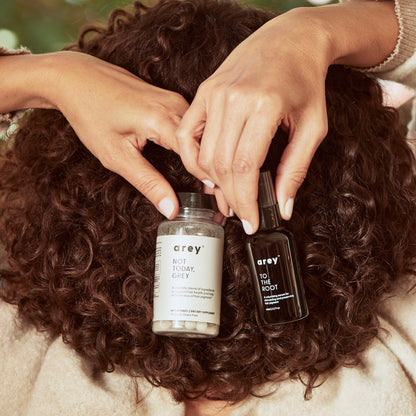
top-left (259, 204), bottom-right (283, 232)
top-left (257, 171), bottom-right (284, 232)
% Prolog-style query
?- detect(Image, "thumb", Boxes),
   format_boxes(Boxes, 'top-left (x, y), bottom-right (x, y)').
top-left (275, 116), bottom-right (327, 220)
top-left (106, 144), bottom-right (179, 219)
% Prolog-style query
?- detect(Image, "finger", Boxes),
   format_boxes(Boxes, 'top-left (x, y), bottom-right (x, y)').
top-left (176, 93), bottom-right (215, 188)
top-left (102, 141), bottom-right (179, 219)
top-left (201, 184), bottom-right (231, 218)
top-left (275, 114), bottom-right (327, 220)
top-left (141, 97), bottom-right (190, 153)
top-left (205, 92), bottom-right (248, 213)
top-left (197, 93), bottom-right (227, 183)
top-left (213, 187), bottom-right (232, 218)
top-left (231, 113), bottom-right (279, 234)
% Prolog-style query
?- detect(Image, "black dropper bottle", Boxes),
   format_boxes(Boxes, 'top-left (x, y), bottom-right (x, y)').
top-left (245, 171), bottom-right (308, 324)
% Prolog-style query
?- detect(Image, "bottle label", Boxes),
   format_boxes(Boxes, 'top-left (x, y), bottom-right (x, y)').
top-left (254, 252), bottom-right (295, 312)
top-left (153, 235), bottom-right (223, 324)
top-left (247, 235), bottom-right (308, 324)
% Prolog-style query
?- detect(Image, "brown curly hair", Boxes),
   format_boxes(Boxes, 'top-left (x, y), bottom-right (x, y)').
top-left (1, 0), bottom-right (416, 404)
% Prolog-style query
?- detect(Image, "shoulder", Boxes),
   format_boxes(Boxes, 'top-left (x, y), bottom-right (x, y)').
top-left (0, 300), bottom-right (54, 415)
top-left (232, 275), bottom-right (416, 416)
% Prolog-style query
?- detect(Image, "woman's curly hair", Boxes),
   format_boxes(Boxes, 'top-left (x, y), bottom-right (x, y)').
top-left (1, 0), bottom-right (416, 404)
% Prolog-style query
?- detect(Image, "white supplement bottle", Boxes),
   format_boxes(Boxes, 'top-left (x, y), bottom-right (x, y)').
top-left (152, 192), bottom-right (224, 338)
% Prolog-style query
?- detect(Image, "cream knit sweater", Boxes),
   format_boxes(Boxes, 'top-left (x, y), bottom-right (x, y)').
top-left (1, 275), bottom-right (415, 416)
top-left (343, 0), bottom-right (416, 135)
top-left (1, 1), bottom-right (416, 415)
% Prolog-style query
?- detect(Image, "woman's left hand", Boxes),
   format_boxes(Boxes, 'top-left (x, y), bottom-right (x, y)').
top-left (44, 51), bottom-right (190, 218)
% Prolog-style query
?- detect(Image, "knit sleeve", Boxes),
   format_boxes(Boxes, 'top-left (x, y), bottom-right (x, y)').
top-left (0, 46), bottom-right (31, 140)
top-left (339, 0), bottom-right (416, 76)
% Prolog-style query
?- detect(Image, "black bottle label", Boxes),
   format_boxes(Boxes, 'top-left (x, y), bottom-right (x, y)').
top-left (246, 232), bottom-right (308, 324)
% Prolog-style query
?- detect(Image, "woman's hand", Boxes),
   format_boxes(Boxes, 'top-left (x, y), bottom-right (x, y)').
top-left (1, 51), bottom-right (189, 218)
top-left (176, 8), bottom-right (329, 234)
top-left (176, 2), bottom-right (398, 234)
top-left (49, 51), bottom-right (190, 218)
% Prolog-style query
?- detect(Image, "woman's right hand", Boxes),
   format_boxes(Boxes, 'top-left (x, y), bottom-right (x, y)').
top-left (176, 1), bottom-right (398, 234)
top-left (176, 7), bottom-right (330, 233)
top-left (0, 51), bottom-right (190, 218)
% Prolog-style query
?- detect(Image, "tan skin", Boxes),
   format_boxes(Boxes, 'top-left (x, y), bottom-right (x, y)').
top-left (0, 51), bottom-right (189, 219)
top-left (0, 1), bottom-right (398, 413)
top-left (176, 1), bottom-right (398, 233)
top-left (0, 2), bottom-right (397, 229)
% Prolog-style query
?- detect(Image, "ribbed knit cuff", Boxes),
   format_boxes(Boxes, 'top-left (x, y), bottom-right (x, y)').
top-left (367, 0), bottom-right (416, 73)
top-left (394, 0), bottom-right (416, 67)
top-left (339, 0), bottom-right (416, 74)
top-left (0, 47), bottom-right (31, 140)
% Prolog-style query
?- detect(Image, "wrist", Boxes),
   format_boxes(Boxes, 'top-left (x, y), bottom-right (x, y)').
top-left (30, 51), bottom-right (77, 111)
top-left (306, 2), bottom-right (398, 68)
top-left (0, 51), bottom-right (91, 114)
top-left (264, 8), bottom-right (335, 73)
top-left (0, 53), bottom-right (61, 113)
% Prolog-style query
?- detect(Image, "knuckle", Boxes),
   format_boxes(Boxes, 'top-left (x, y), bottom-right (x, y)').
top-left (137, 175), bottom-right (162, 197)
top-left (197, 78), bottom-right (215, 96)
top-left (225, 83), bottom-right (247, 104)
top-left (253, 93), bottom-right (275, 112)
top-left (175, 125), bottom-right (188, 143)
top-left (225, 82), bottom-right (278, 111)
top-left (306, 119), bottom-right (328, 144)
top-left (154, 109), bottom-right (172, 129)
top-left (232, 157), bottom-right (254, 175)
top-left (305, 111), bottom-right (329, 141)
top-left (214, 159), bottom-right (230, 177)
top-left (169, 93), bottom-right (189, 115)
top-left (175, 124), bottom-right (202, 147)
top-left (171, 90), bottom-right (187, 105)
top-left (236, 195), bottom-right (257, 216)
top-left (144, 114), bottom-right (163, 136)
top-left (197, 154), bottom-right (212, 173)
top-left (288, 170), bottom-right (307, 188)
top-left (277, 160), bottom-right (308, 188)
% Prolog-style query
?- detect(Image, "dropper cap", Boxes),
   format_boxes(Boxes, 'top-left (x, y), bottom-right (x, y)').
top-left (258, 171), bottom-right (283, 231)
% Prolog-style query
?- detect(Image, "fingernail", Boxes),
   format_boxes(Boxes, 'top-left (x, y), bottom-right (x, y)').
top-left (241, 219), bottom-right (254, 235)
top-left (228, 208), bottom-right (234, 217)
top-left (158, 197), bottom-right (175, 218)
top-left (202, 179), bottom-right (215, 189)
top-left (284, 198), bottom-right (294, 219)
